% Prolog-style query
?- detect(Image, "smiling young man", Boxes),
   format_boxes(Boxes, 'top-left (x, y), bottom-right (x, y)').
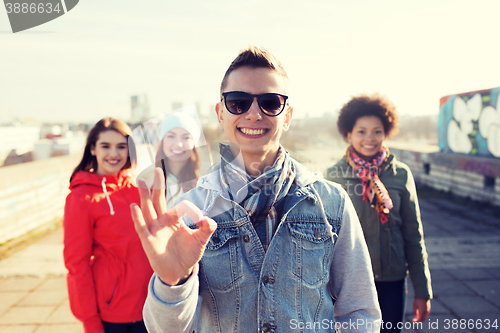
top-left (131, 47), bottom-right (381, 333)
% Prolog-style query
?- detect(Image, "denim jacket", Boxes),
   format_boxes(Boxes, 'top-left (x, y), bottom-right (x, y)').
top-left (143, 159), bottom-right (381, 333)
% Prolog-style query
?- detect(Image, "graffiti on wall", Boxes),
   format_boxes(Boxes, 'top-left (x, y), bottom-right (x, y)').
top-left (428, 153), bottom-right (500, 177)
top-left (438, 87), bottom-right (500, 158)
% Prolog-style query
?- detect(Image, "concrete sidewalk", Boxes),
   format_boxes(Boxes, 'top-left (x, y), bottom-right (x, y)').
top-left (403, 194), bottom-right (500, 333)
top-left (0, 194), bottom-right (499, 333)
top-left (0, 226), bottom-right (82, 333)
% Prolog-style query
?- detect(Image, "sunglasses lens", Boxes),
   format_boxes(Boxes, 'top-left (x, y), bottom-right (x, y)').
top-left (225, 92), bottom-right (252, 114)
top-left (260, 94), bottom-right (285, 115)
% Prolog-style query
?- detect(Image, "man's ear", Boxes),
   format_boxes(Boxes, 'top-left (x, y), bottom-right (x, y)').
top-left (282, 106), bottom-right (293, 132)
top-left (215, 102), bottom-right (224, 128)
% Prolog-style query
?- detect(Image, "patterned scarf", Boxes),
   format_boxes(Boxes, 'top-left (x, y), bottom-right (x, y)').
top-left (346, 145), bottom-right (393, 224)
top-left (220, 143), bottom-right (295, 250)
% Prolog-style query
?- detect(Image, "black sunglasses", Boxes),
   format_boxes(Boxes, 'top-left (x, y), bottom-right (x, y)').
top-left (221, 91), bottom-right (289, 117)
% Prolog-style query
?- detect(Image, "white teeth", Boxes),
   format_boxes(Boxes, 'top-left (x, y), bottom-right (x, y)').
top-left (171, 150), bottom-right (185, 154)
top-left (240, 128), bottom-right (265, 135)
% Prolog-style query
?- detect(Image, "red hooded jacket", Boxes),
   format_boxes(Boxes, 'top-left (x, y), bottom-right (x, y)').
top-left (63, 170), bottom-right (153, 333)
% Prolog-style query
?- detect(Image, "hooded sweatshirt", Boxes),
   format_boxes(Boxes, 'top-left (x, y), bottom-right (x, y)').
top-left (63, 170), bottom-right (153, 333)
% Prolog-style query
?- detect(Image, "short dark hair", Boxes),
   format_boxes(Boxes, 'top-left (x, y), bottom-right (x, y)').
top-left (337, 94), bottom-right (399, 140)
top-left (220, 46), bottom-right (288, 93)
top-left (70, 117), bottom-right (137, 182)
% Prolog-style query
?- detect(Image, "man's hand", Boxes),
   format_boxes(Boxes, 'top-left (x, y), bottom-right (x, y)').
top-left (131, 168), bottom-right (217, 286)
top-left (413, 298), bottom-right (431, 322)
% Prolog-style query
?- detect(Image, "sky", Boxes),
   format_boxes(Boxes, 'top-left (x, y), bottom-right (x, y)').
top-left (1, 0), bottom-right (500, 123)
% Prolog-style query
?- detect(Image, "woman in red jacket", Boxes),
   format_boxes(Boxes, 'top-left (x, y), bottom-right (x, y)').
top-left (63, 117), bottom-right (153, 333)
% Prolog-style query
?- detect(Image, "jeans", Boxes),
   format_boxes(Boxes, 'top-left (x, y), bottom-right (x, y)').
top-left (375, 279), bottom-right (406, 333)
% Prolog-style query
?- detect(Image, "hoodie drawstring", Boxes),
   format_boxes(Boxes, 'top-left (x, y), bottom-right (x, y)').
top-left (101, 177), bottom-right (115, 215)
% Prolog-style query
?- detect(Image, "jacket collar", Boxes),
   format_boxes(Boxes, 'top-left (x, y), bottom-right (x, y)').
top-left (196, 158), bottom-right (323, 201)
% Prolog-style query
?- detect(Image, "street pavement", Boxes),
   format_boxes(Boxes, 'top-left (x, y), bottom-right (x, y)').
top-left (401, 194), bottom-right (500, 333)
top-left (0, 226), bottom-right (82, 333)
top-left (0, 193), bottom-right (499, 332)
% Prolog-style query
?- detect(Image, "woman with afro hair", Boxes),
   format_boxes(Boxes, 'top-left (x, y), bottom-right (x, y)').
top-left (326, 94), bottom-right (432, 332)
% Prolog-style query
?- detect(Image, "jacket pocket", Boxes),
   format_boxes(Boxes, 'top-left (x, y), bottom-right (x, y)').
top-left (93, 257), bottom-right (123, 310)
top-left (106, 277), bottom-right (120, 306)
top-left (287, 221), bottom-right (335, 287)
top-left (200, 226), bottom-right (241, 291)
top-left (387, 228), bottom-right (406, 276)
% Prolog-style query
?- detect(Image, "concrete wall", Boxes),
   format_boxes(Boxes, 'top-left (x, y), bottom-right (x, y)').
top-left (2, 144), bottom-right (499, 244)
top-left (0, 154), bottom-right (81, 244)
top-left (391, 147), bottom-right (500, 206)
top-left (0, 140), bottom-right (209, 245)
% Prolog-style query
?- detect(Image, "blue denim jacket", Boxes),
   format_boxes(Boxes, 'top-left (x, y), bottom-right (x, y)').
top-left (143, 159), bottom-right (381, 333)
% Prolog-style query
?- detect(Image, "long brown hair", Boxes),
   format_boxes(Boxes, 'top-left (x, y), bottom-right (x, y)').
top-left (70, 117), bottom-right (137, 182)
top-left (155, 140), bottom-right (200, 205)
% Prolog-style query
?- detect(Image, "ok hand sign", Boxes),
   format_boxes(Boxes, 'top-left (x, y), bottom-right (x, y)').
top-left (131, 168), bottom-right (217, 286)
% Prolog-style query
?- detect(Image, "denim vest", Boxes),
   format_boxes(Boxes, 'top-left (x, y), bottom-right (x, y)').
top-left (144, 160), bottom-right (381, 333)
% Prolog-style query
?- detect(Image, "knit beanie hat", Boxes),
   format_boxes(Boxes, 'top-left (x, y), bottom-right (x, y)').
top-left (158, 112), bottom-right (201, 143)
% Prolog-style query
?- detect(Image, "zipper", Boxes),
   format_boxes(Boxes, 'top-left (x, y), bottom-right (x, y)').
top-left (106, 278), bottom-right (120, 306)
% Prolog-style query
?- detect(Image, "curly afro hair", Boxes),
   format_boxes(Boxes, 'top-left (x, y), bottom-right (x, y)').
top-left (337, 93), bottom-right (399, 140)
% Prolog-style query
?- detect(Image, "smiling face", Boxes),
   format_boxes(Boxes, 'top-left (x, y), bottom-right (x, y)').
top-left (162, 127), bottom-right (195, 164)
top-left (91, 130), bottom-right (129, 176)
top-left (347, 116), bottom-right (386, 160)
top-left (216, 66), bottom-right (293, 166)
